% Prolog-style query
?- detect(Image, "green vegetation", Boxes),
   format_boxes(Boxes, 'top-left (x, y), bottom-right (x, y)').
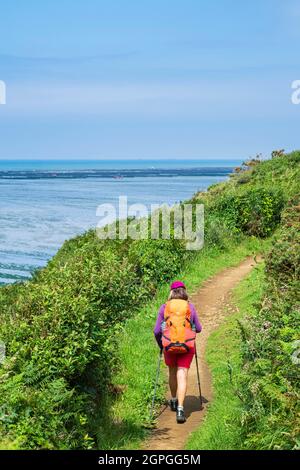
top-left (0, 235), bottom-right (187, 449)
top-left (238, 196), bottom-right (300, 450)
top-left (186, 154), bottom-right (300, 450)
top-left (0, 151), bottom-right (299, 449)
top-left (186, 262), bottom-right (266, 450)
top-left (98, 238), bottom-right (262, 450)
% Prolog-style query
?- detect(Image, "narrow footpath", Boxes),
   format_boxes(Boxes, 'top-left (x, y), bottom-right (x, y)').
top-left (143, 257), bottom-right (258, 450)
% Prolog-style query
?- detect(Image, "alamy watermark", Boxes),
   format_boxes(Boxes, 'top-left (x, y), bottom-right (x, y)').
top-left (0, 341), bottom-right (5, 364)
top-left (0, 80), bottom-right (6, 105)
top-left (291, 340), bottom-right (300, 365)
top-left (96, 196), bottom-right (204, 250)
top-left (291, 80), bottom-right (300, 104)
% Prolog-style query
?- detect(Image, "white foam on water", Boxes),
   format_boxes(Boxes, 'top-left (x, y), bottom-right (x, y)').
top-left (0, 170), bottom-right (231, 284)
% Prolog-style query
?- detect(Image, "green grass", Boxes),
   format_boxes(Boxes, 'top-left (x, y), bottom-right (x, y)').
top-left (185, 261), bottom-right (266, 450)
top-left (96, 237), bottom-right (265, 449)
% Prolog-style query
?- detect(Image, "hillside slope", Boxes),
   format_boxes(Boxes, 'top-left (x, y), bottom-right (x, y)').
top-left (0, 151), bottom-right (299, 449)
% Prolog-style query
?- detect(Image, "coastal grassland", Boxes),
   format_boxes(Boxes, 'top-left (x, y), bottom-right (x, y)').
top-left (186, 194), bottom-right (300, 450)
top-left (238, 196), bottom-right (300, 450)
top-left (185, 262), bottom-right (266, 450)
top-left (96, 237), bottom-right (263, 449)
top-left (0, 151), bottom-right (299, 449)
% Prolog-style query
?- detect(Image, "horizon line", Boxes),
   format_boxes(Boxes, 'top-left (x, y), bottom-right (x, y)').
top-left (0, 157), bottom-right (245, 161)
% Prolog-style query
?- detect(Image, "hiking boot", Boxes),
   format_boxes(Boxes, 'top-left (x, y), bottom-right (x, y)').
top-left (176, 408), bottom-right (186, 423)
top-left (169, 398), bottom-right (178, 412)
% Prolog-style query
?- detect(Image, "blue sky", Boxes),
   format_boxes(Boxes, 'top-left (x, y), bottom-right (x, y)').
top-left (0, 0), bottom-right (299, 160)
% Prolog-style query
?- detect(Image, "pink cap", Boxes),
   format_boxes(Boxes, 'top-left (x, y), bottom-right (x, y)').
top-left (170, 280), bottom-right (186, 290)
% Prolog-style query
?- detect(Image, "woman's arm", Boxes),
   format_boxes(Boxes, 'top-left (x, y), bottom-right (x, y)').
top-left (189, 303), bottom-right (202, 333)
top-left (153, 304), bottom-right (165, 348)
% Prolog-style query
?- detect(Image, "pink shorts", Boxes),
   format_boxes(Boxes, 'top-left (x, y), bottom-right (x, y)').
top-left (164, 348), bottom-right (195, 369)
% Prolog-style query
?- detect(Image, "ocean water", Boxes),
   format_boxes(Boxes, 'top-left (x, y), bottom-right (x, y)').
top-left (0, 159), bottom-right (240, 284)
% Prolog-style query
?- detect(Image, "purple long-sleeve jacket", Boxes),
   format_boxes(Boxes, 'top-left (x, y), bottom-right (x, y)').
top-left (154, 303), bottom-right (202, 349)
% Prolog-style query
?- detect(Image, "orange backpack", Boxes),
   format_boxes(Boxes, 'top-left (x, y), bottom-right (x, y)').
top-left (161, 299), bottom-right (196, 354)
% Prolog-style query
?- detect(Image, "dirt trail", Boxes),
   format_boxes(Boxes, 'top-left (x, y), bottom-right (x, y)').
top-left (143, 256), bottom-right (258, 451)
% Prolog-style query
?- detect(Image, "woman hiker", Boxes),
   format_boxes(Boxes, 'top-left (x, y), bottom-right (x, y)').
top-left (154, 280), bottom-right (202, 423)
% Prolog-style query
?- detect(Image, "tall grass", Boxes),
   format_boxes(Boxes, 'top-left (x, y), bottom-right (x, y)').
top-left (238, 197), bottom-right (300, 450)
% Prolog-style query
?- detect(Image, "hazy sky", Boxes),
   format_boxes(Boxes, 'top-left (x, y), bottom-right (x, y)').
top-left (0, 0), bottom-right (299, 160)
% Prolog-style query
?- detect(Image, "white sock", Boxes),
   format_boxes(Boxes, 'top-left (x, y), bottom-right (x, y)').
top-left (171, 397), bottom-right (177, 401)
top-left (177, 405), bottom-right (184, 411)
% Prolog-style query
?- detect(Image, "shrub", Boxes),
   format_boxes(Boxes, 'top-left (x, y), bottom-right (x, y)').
top-left (128, 238), bottom-right (187, 289)
top-left (0, 235), bottom-right (147, 448)
top-left (0, 229), bottom-right (190, 448)
top-left (238, 197), bottom-right (300, 449)
top-left (214, 188), bottom-right (285, 237)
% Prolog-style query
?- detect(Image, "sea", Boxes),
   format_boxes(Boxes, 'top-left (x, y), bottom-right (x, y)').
top-left (0, 159), bottom-right (241, 284)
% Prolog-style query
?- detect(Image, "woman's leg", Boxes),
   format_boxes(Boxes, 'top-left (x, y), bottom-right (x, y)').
top-left (177, 367), bottom-right (188, 407)
top-left (168, 366), bottom-right (178, 398)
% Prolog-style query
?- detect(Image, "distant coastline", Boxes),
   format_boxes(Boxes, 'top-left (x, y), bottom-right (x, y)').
top-left (0, 159), bottom-right (238, 284)
top-left (0, 158), bottom-right (242, 171)
top-left (0, 166), bottom-right (235, 180)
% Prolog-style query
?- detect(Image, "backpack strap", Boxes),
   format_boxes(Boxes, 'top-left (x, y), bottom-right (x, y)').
top-left (164, 301), bottom-right (171, 321)
top-left (185, 303), bottom-right (192, 326)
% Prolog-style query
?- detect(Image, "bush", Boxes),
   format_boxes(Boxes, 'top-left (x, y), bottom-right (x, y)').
top-left (238, 198), bottom-right (300, 449)
top-left (0, 235), bottom-right (148, 448)
top-left (0, 228), bottom-right (192, 448)
top-left (128, 238), bottom-right (187, 288)
top-left (214, 188), bottom-right (284, 237)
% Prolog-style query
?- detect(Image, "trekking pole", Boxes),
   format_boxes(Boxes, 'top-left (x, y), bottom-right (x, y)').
top-left (194, 344), bottom-right (203, 409)
top-left (149, 349), bottom-right (163, 421)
